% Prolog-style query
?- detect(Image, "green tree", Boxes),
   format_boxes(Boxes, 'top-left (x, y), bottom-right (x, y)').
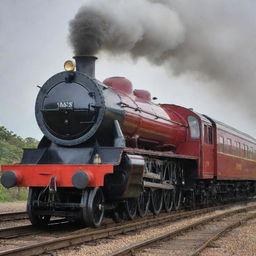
top-left (0, 126), bottom-right (39, 201)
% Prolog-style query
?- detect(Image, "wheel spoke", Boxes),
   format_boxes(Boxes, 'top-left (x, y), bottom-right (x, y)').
top-left (124, 198), bottom-right (137, 220)
top-left (150, 188), bottom-right (163, 215)
top-left (163, 162), bottom-right (174, 212)
top-left (137, 189), bottom-right (150, 217)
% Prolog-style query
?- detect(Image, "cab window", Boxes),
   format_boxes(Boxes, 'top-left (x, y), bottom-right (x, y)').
top-left (208, 127), bottom-right (213, 144)
top-left (188, 116), bottom-right (200, 139)
top-left (204, 125), bottom-right (213, 144)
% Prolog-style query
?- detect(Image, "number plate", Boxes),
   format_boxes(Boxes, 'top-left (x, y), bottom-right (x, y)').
top-left (57, 101), bottom-right (74, 109)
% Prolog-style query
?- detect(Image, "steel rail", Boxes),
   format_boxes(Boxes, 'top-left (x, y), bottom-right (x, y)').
top-left (0, 211), bottom-right (27, 222)
top-left (190, 212), bottom-right (256, 256)
top-left (0, 203), bottom-right (254, 256)
top-left (108, 205), bottom-right (256, 256)
top-left (0, 219), bottom-right (68, 239)
top-left (0, 208), bottom-right (203, 241)
top-left (0, 224), bottom-right (35, 239)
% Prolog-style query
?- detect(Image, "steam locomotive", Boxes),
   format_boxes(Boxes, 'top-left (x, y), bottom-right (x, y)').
top-left (1, 56), bottom-right (256, 227)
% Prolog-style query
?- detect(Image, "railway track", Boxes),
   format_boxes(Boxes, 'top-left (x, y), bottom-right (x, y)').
top-left (0, 207), bottom-right (208, 241)
top-left (0, 212), bottom-right (27, 222)
top-left (0, 202), bottom-right (254, 256)
top-left (0, 219), bottom-right (70, 239)
top-left (109, 205), bottom-right (256, 256)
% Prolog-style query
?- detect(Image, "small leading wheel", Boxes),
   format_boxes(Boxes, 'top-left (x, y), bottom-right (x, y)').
top-left (27, 188), bottom-right (51, 227)
top-left (150, 188), bottom-right (163, 215)
top-left (163, 189), bottom-right (175, 213)
top-left (137, 190), bottom-right (150, 217)
top-left (124, 198), bottom-right (137, 220)
top-left (81, 187), bottom-right (105, 227)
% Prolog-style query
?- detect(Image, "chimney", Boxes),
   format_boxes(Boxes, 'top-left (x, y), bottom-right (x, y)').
top-left (73, 55), bottom-right (97, 78)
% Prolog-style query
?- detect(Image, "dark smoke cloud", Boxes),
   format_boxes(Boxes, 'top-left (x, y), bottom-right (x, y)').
top-left (69, 0), bottom-right (256, 120)
top-left (69, 0), bottom-right (185, 59)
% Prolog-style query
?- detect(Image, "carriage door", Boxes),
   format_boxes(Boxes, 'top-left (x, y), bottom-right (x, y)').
top-left (201, 122), bottom-right (215, 178)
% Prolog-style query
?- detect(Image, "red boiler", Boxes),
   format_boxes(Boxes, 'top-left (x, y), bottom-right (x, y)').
top-left (104, 77), bottom-right (187, 151)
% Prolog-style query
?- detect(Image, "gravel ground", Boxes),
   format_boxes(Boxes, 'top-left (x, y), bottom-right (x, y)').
top-left (0, 202), bottom-right (26, 213)
top-left (54, 202), bottom-right (256, 256)
top-left (200, 218), bottom-right (256, 256)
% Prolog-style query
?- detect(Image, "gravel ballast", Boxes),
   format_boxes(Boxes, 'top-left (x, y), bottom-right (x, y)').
top-left (1, 201), bottom-right (256, 256)
top-left (0, 202), bottom-right (26, 213)
top-left (54, 203), bottom-right (256, 256)
top-left (200, 218), bottom-right (256, 256)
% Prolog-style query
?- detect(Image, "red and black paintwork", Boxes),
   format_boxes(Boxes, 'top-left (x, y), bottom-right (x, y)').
top-left (1, 55), bottom-right (256, 227)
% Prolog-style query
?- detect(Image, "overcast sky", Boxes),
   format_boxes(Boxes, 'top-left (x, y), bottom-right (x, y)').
top-left (0, 0), bottom-right (255, 140)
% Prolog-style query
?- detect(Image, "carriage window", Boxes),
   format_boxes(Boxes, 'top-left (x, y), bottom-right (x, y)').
top-left (188, 116), bottom-right (200, 139)
top-left (219, 136), bottom-right (224, 152)
top-left (241, 144), bottom-right (246, 157)
top-left (227, 138), bottom-right (232, 154)
top-left (245, 145), bottom-right (249, 158)
top-left (236, 141), bottom-right (240, 156)
top-left (250, 147), bottom-right (253, 159)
